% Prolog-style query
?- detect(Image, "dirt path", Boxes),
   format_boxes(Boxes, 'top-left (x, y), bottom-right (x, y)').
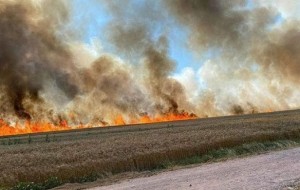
top-left (89, 147), bottom-right (300, 190)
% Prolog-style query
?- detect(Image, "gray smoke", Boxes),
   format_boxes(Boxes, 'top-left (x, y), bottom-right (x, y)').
top-left (0, 1), bottom-right (78, 120)
top-left (165, 0), bottom-right (300, 115)
top-left (102, 0), bottom-right (194, 115)
top-left (1, 0), bottom-right (300, 125)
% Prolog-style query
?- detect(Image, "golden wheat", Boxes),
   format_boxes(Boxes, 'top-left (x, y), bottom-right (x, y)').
top-left (0, 110), bottom-right (300, 187)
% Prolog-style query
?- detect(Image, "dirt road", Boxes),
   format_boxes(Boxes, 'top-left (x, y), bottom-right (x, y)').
top-left (90, 147), bottom-right (300, 190)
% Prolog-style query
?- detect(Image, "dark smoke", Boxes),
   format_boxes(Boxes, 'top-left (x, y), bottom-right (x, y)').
top-left (165, 0), bottom-right (247, 50)
top-left (253, 24), bottom-right (300, 84)
top-left (143, 40), bottom-right (180, 113)
top-left (103, 1), bottom-right (194, 115)
top-left (231, 105), bottom-right (244, 115)
top-left (78, 55), bottom-right (148, 114)
top-left (0, 1), bottom-right (78, 119)
top-left (164, 0), bottom-right (276, 50)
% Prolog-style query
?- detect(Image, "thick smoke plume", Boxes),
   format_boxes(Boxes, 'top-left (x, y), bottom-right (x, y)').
top-left (0, 0), bottom-right (79, 121)
top-left (102, 0), bottom-right (194, 116)
top-left (165, 0), bottom-right (300, 116)
top-left (0, 0), bottom-right (193, 125)
top-left (0, 0), bottom-right (300, 125)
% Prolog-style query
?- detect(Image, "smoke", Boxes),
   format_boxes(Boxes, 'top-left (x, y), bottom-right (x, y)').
top-left (165, 0), bottom-right (300, 115)
top-left (143, 39), bottom-right (183, 114)
top-left (0, 0), bottom-right (300, 125)
top-left (66, 55), bottom-right (153, 123)
top-left (254, 23), bottom-right (300, 83)
top-left (0, 0), bottom-right (79, 120)
top-left (102, 0), bottom-right (194, 115)
top-left (164, 0), bottom-right (282, 54)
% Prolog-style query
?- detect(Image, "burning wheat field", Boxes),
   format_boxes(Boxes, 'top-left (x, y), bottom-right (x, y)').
top-left (1, 0), bottom-right (300, 189)
top-left (1, 0), bottom-right (300, 136)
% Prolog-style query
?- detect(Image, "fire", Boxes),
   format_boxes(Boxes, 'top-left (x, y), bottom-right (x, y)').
top-left (114, 111), bottom-right (197, 126)
top-left (0, 112), bottom-right (197, 136)
top-left (114, 115), bottom-right (126, 126)
top-left (265, 109), bottom-right (274, 113)
top-left (0, 119), bottom-right (84, 137)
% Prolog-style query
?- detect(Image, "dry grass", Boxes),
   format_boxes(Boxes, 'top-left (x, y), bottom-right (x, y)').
top-left (1, 109), bottom-right (300, 188)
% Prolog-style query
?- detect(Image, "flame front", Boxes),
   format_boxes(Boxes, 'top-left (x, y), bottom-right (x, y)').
top-left (0, 112), bottom-right (197, 136)
top-left (0, 119), bottom-right (84, 136)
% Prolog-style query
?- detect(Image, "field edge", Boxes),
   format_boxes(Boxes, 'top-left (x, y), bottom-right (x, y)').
top-left (5, 137), bottom-right (300, 190)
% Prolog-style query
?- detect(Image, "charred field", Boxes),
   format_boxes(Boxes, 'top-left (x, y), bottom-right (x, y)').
top-left (1, 109), bottom-right (300, 189)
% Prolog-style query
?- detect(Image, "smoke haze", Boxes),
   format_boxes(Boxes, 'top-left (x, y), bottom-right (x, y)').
top-left (0, 0), bottom-right (300, 125)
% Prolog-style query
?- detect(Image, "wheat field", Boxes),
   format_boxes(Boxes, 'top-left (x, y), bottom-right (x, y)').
top-left (1, 110), bottom-right (300, 188)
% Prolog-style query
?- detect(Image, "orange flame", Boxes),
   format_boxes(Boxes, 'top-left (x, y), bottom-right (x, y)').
top-left (0, 119), bottom-right (84, 136)
top-left (0, 112), bottom-right (197, 136)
